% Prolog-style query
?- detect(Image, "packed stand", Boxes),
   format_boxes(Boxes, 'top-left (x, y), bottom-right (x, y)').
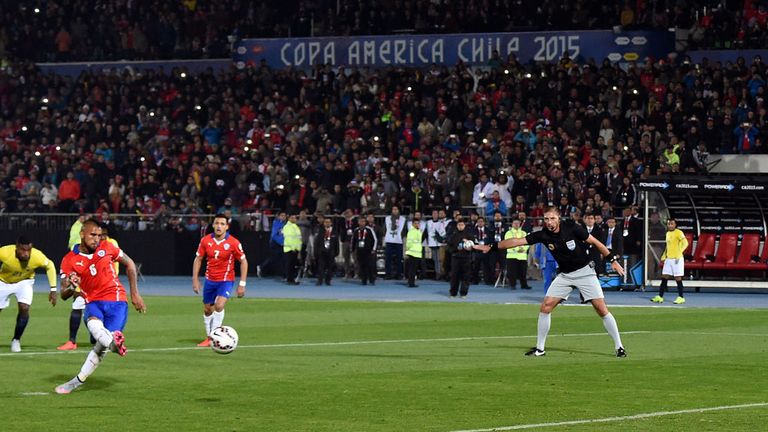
top-left (1, 0), bottom-right (765, 63)
top-left (0, 50), bottom-right (766, 230)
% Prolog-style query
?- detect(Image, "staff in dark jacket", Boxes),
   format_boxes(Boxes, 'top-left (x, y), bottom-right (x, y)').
top-left (314, 218), bottom-right (339, 286)
top-left (471, 217), bottom-right (493, 285)
top-left (447, 218), bottom-right (488, 298)
top-left (352, 217), bottom-right (377, 285)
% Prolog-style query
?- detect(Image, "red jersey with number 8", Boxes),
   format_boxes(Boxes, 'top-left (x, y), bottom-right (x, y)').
top-left (60, 240), bottom-right (126, 303)
top-left (196, 233), bottom-right (245, 282)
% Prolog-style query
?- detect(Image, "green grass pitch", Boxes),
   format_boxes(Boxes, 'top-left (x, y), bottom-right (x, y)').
top-left (1, 294), bottom-right (766, 431)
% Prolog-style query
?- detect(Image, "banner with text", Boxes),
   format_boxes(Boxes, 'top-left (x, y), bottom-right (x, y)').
top-left (233, 30), bottom-right (673, 68)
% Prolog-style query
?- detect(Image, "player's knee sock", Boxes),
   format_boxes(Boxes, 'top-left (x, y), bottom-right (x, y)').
top-left (204, 314), bottom-right (213, 336)
top-left (602, 313), bottom-right (623, 350)
top-left (13, 313), bottom-right (29, 340)
top-left (659, 279), bottom-right (668, 297)
top-left (211, 310), bottom-right (225, 332)
top-left (536, 312), bottom-right (550, 351)
top-left (676, 280), bottom-right (684, 297)
top-left (86, 319), bottom-right (113, 347)
top-left (69, 310), bottom-right (83, 343)
top-left (77, 344), bottom-right (108, 382)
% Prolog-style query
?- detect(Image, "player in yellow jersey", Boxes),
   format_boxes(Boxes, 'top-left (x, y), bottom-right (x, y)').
top-left (0, 236), bottom-right (58, 352)
top-left (58, 224), bottom-right (120, 350)
top-left (652, 218), bottom-right (689, 305)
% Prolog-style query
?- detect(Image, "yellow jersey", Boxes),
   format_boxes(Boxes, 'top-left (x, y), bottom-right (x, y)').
top-left (0, 245), bottom-right (58, 288)
top-left (107, 237), bottom-right (120, 274)
top-left (661, 229), bottom-right (688, 260)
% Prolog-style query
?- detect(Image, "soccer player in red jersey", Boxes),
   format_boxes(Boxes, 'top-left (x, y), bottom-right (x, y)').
top-left (55, 219), bottom-right (146, 394)
top-left (192, 214), bottom-right (248, 347)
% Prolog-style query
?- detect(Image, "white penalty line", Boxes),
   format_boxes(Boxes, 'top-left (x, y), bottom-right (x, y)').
top-left (449, 402), bottom-right (768, 432)
top-left (0, 331), bottom-right (652, 357)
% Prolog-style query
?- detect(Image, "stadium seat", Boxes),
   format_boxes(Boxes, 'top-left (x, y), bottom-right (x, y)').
top-left (686, 233), bottom-right (716, 270)
top-left (724, 234), bottom-right (761, 270)
top-left (700, 233), bottom-right (739, 270)
top-left (682, 232), bottom-right (694, 258)
top-left (726, 235), bottom-right (768, 271)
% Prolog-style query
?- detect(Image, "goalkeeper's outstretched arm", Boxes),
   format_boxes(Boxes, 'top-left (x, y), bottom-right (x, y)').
top-left (497, 236), bottom-right (528, 250)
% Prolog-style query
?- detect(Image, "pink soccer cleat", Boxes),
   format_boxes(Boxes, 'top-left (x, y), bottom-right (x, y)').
top-left (111, 331), bottom-right (127, 356)
top-left (197, 338), bottom-right (211, 347)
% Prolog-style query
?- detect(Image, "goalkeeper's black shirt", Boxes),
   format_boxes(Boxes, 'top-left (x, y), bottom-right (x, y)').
top-left (525, 220), bottom-right (592, 273)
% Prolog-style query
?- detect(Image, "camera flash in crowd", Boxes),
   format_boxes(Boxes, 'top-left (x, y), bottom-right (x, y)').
top-left (373, 136), bottom-right (379, 141)
top-left (243, 146), bottom-right (250, 152)
top-left (21, 126), bottom-right (28, 132)
top-left (180, 72), bottom-right (187, 78)
top-left (42, 97), bottom-right (49, 104)
top-left (34, 8), bottom-right (40, 13)
top-left (140, 156), bottom-right (146, 162)
top-left (504, 69), bottom-right (509, 75)
top-left (195, 105), bottom-right (202, 110)
top-left (55, 146), bottom-right (61, 151)
top-left (34, 151), bottom-right (41, 156)
top-left (409, 172), bottom-right (415, 178)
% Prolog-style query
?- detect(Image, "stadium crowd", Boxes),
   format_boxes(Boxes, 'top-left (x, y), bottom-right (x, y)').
top-left (0, 0), bottom-right (766, 62)
top-left (0, 50), bottom-right (766, 229)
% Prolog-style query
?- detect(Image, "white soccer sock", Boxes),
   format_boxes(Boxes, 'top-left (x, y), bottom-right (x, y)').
top-left (537, 312), bottom-right (551, 351)
top-left (602, 313), bottom-right (623, 350)
top-left (77, 343), bottom-right (108, 382)
top-left (204, 314), bottom-right (213, 336)
top-left (86, 319), bottom-right (114, 347)
top-left (211, 310), bottom-right (225, 333)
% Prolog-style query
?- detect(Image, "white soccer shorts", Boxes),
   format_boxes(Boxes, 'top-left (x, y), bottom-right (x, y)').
top-left (0, 279), bottom-right (35, 308)
top-left (662, 257), bottom-right (685, 277)
top-left (72, 295), bottom-right (86, 310)
top-left (545, 264), bottom-right (605, 301)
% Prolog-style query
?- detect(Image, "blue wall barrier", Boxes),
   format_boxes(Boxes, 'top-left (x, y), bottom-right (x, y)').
top-left (36, 58), bottom-right (232, 78)
top-left (687, 49), bottom-right (768, 64)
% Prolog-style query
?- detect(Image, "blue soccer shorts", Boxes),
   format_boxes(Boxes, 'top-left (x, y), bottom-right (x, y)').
top-left (203, 280), bottom-right (233, 304)
top-left (84, 301), bottom-right (128, 332)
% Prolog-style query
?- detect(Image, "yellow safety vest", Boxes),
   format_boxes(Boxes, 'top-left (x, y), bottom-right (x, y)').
top-left (505, 228), bottom-right (528, 260)
top-left (405, 227), bottom-right (423, 258)
top-left (282, 222), bottom-right (302, 252)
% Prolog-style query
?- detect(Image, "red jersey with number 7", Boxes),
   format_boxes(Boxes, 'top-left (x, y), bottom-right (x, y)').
top-left (60, 240), bottom-right (126, 303)
top-left (196, 233), bottom-right (245, 282)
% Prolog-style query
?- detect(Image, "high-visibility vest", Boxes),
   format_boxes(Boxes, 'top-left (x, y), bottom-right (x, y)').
top-left (282, 222), bottom-right (302, 252)
top-left (505, 228), bottom-right (528, 260)
top-left (405, 227), bottom-right (423, 258)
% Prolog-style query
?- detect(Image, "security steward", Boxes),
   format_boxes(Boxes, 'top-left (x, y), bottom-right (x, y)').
top-left (505, 218), bottom-right (531, 289)
top-left (404, 218), bottom-right (424, 287)
top-left (282, 214), bottom-right (303, 285)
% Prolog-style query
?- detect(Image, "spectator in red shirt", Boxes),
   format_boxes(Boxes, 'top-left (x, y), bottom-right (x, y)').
top-left (58, 172), bottom-right (81, 212)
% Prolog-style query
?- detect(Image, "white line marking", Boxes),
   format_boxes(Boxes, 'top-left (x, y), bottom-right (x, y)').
top-left (20, 392), bottom-right (50, 396)
top-left (0, 331), bottom-right (651, 357)
top-left (449, 402), bottom-right (768, 432)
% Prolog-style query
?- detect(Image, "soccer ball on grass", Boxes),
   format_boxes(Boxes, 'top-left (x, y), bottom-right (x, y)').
top-left (210, 325), bottom-right (239, 354)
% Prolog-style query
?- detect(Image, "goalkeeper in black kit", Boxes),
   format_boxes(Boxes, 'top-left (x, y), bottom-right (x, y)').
top-left (446, 218), bottom-right (489, 298)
